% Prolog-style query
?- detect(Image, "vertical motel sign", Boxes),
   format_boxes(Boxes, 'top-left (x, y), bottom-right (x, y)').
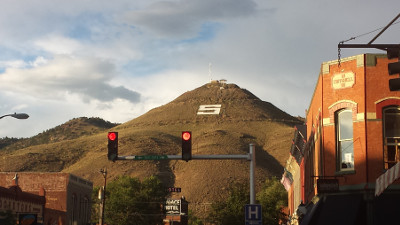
top-left (245, 204), bottom-right (262, 225)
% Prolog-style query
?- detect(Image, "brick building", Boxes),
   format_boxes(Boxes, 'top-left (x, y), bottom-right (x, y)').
top-left (283, 53), bottom-right (400, 225)
top-left (0, 172), bottom-right (93, 225)
top-left (0, 176), bottom-right (45, 224)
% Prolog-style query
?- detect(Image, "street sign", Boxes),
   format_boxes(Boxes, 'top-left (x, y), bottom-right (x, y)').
top-left (245, 204), bottom-right (262, 225)
top-left (134, 155), bottom-right (168, 160)
top-left (167, 187), bottom-right (182, 192)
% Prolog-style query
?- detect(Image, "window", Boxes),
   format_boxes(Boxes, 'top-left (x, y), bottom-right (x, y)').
top-left (305, 136), bottom-right (315, 195)
top-left (82, 197), bottom-right (89, 223)
top-left (383, 106), bottom-right (400, 169)
top-left (336, 109), bottom-right (354, 171)
top-left (71, 194), bottom-right (77, 225)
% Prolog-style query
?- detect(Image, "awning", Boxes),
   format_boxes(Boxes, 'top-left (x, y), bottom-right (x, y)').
top-left (375, 162), bottom-right (400, 196)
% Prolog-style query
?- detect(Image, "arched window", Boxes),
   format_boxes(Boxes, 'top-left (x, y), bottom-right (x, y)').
top-left (383, 106), bottom-right (400, 169)
top-left (336, 109), bottom-right (354, 171)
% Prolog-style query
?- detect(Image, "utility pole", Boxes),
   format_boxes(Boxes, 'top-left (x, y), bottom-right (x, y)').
top-left (99, 168), bottom-right (107, 225)
top-left (249, 143), bottom-right (256, 204)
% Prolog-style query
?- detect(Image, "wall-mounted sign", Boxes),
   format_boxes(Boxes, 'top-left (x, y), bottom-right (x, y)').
top-left (332, 72), bottom-right (355, 89)
top-left (317, 179), bottom-right (339, 193)
top-left (197, 104), bottom-right (221, 115)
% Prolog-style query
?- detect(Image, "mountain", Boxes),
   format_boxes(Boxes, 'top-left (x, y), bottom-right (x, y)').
top-left (0, 117), bottom-right (119, 151)
top-left (0, 82), bottom-right (302, 214)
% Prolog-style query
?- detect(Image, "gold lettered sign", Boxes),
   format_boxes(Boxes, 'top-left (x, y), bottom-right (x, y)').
top-left (332, 72), bottom-right (355, 89)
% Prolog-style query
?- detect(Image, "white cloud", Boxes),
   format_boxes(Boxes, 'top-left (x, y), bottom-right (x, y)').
top-left (0, 60), bottom-right (27, 69)
top-left (121, 0), bottom-right (258, 38)
top-left (1, 0), bottom-right (400, 138)
top-left (0, 55), bottom-right (140, 103)
top-left (34, 35), bottom-right (83, 55)
top-left (30, 56), bottom-right (48, 68)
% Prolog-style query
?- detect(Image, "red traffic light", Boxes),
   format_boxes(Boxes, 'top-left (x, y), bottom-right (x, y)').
top-left (182, 131), bottom-right (192, 141)
top-left (108, 132), bottom-right (117, 141)
top-left (182, 131), bottom-right (191, 141)
top-left (182, 131), bottom-right (192, 161)
top-left (108, 132), bottom-right (118, 161)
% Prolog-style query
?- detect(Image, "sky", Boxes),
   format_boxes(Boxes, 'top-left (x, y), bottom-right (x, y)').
top-left (0, 0), bottom-right (399, 138)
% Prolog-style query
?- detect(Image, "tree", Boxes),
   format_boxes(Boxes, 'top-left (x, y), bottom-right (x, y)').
top-left (207, 178), bottom-right (287, 225)
top-left (103, 175), bottom-right (167, 225)
top-left (188, 210), bottom-right (204, 225)
top-left (207, 182), bottom-right (249, 225)
top-left (257, 177), bottom-right (288, 225)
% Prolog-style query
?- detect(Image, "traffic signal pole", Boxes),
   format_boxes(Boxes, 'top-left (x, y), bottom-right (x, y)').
top-left (337, 16), bottom-right (400, 90)
top-left (116, 154), bottom-right (250, 160)
top-left (249, 143), bottom-right (256, 204)
top-left (115, 143), bottom-right (256, 204)
top-left (337, 13), bottom-right (400, 63)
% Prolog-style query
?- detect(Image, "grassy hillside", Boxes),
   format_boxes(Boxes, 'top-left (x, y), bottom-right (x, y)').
top-left (0, 117), bottom-right (119, 152)
top-left (0, 82), bottom-right (302, 215)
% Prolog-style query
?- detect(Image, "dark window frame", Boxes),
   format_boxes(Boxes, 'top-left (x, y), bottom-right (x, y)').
top-left (382, 106), bottom-right (400, 170)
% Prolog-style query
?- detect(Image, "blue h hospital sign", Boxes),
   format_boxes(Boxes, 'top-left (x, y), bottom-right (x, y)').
top-left (245, 204), bottom-right (262, 225)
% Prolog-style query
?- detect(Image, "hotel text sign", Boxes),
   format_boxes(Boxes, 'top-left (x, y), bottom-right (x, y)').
top-left (332, 72), bottom-right (355, 89)
top-left (165, 199), bottom-right (181, 215)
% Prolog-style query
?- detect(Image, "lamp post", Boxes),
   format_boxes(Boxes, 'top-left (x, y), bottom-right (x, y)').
top-left (99, 168), bottom-right (107, 225)
top-left (0, 113), bottom-right (29, 120)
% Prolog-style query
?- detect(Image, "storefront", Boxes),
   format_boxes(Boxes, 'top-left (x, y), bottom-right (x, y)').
top-left (300, 190), bottom-right (400, 225)
top-left (0, 184), bottom-right (45, 224)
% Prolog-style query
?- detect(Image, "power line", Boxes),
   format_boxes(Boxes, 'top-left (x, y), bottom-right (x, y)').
top-left (341, 21), bottom-right (400, 43)
top-left (338, 14), bottom-right (400, 67)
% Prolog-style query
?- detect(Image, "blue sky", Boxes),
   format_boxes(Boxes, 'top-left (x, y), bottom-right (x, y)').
top-left (0, 0), bottom-right (399, 137)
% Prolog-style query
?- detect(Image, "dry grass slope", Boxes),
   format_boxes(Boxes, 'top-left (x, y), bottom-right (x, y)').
top-left (0, 82), bottom-right (302, 215)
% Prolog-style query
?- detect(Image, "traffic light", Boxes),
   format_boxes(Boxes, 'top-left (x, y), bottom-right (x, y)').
top-left (107, 132), bottom-right (118, 161)
top-left (387, 47), bottom-right (400, 91)
top-left (182, 131), bottom-right (192, 161)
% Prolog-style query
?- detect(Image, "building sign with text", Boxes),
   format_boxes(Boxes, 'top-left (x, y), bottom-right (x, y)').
top-left (332, 72), bottom-right (355, 89)
top-left (165, 199), bottom-right (181, 215)
top-left (317, 179), bottom-right (339, 193)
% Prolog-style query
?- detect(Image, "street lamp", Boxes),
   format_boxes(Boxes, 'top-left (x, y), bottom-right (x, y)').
top-left (0, 113), bottom-right (29, 120)
top-left (99, 168), bottom-right (107, 225)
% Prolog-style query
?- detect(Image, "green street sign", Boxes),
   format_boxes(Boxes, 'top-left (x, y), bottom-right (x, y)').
top-left (134, 155), bottom-right (168, 160)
